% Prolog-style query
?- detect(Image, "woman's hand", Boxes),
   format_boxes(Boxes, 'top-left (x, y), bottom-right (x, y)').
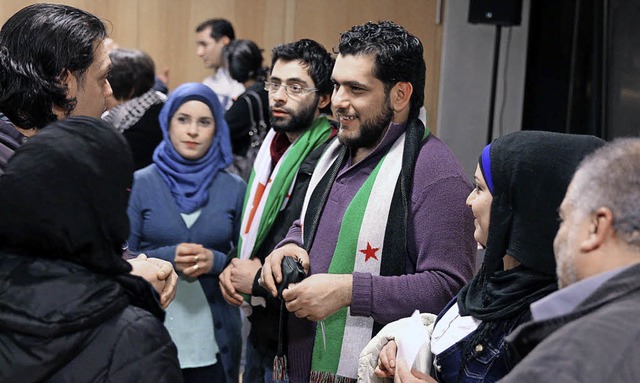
top-left (175, 243), bottom-right (213, 277)
top-left (394, 360), bottom-right (437, 383)
top-left (375, 340), bottom-right (398, 378)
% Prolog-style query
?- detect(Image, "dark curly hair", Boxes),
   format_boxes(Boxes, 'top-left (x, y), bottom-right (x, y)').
top-left (337, 21), bottom-right (425, 122)
top-left (0, 3), bottom-right (107, 129)
top-left (225, 39), bottom-right (266, 84)
top-left (271, 39), bottom-right (334, 115)
top-left (108, 48), bottom-right (156, 101)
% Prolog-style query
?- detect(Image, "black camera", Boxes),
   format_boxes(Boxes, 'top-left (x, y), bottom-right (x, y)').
top-left (276, 256), bottom-right (306, 299)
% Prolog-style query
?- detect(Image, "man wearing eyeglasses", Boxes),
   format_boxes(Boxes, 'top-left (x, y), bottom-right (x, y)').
top-left (219, 39), bottom-right (336, 383)
top-left (260, 21), bottom-right (476, 383)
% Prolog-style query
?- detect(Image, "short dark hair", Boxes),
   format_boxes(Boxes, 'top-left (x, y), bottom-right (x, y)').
top-left (271, 39), bottom-right (334, 114)
top-left (0, 3), bottom-right (107, 129)
top-left (337, 21), bottom-right (425, 121)
top-left (195, 18), bottom-right (235, 41)
top-left (225, 39), bottom-right (265, 83)
top-left (108, 48), bottom-right (156, 101)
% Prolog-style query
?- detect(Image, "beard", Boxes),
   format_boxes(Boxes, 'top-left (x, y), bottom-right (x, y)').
top-left (337, 95), bottom-right (393, 149)
top-left (270, 95), bottom-right (319, 134)
top-left (555, 244), bottom-right (578, 288)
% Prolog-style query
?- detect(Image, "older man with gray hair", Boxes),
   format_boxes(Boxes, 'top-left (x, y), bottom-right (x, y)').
top-left (502, 138), bottom-right (640, 382)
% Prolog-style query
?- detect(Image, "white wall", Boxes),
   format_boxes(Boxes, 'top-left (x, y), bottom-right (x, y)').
top-left (436, 0), bottom-right (530, 179)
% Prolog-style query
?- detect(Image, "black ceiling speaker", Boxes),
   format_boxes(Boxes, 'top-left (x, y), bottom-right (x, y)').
top-left (468, 0), bottom-right (523, 26)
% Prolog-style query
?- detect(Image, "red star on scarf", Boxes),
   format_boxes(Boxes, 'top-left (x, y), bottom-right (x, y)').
top-left (359, 242), bottom-right (379, 262)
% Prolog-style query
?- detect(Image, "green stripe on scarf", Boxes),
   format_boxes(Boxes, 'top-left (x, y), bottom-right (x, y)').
top-left (310, 156), bottom-right (386, 373)
top-left (237, 116), bottom-right (332, 257)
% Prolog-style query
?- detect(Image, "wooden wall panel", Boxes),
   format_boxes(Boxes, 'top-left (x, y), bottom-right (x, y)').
top-left (0, 0), bottom-right (443, 131)
top-left (142, 0), bottom-right (196, 86)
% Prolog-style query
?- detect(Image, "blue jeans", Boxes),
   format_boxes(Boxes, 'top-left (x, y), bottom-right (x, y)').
top-left (243, 337), bottom-right (288, 383)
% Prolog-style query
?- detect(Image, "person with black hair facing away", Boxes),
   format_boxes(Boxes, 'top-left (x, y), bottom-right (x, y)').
top-left (224, 39), bottom-right (271, 181)
top-left (196, 18), bottom-right (244, 110)
top-left (0, 116), bottom-right (182, 382)
top-left (0, 3), bottom-right (177, 307)
top-left (219, 38), bottom-right (336, 383)
top-left (372, 131), bottom-right (605, 383)
top-left (260, 21), bottom-right (476, 383)
top-left (103, 48), bottom-right (166, 170)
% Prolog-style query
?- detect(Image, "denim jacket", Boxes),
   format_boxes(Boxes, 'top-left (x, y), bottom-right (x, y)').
top-left (431, 298), bottom-right (529, 383)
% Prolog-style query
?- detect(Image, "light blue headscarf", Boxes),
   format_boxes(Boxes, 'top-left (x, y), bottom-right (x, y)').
top-left (152, 82), bottom-right (233, 213)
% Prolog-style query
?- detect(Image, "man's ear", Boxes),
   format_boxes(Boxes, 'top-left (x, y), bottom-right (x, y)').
top-left (60, 69), bottom-right (76, 93)
top-left (317, 93), bottom-right (331, 111)
top-left (52, 69), bottom-right (76, 118)
top-left (390, 82), bottom-right (413, 113)
top-left (220, 35), bottom-right (231, 46)
top-left (580, 207), bottom-right (614, 252)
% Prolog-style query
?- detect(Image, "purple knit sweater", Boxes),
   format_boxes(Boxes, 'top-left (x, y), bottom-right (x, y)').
top-left (280, 121), bottom-right (476, 383)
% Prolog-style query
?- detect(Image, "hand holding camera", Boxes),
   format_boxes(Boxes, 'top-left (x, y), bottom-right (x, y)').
top-left (276, 256), bottom-right (306, 299)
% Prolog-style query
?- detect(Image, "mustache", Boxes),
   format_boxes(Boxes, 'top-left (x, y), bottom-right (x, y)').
top-left (270, 103), bottom-right (293, 115)
top-left (335, 108), bottom-right (356, 118)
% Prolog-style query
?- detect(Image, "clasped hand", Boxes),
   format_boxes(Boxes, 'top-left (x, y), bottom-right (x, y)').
top-left (128, 253), bottom-right (178, 309)
top-left (175, 243), bottom-right (213, 277)
top-left (219, 257), bottom-right (262, 306)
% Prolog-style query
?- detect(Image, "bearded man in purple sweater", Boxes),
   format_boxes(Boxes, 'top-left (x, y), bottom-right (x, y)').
top-left (260, 21), bottom-right (476, 383)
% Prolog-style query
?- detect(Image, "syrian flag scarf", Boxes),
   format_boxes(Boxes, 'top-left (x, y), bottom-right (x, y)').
top-left (299, 120), bottom-right (428, 382)
top-left (238, 116), bottom-right (333, 260)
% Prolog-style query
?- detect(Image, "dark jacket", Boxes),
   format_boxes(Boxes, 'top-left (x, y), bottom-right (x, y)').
top-left (0, 117), bottom-right (182, 382)
top-left (224, 82), bottom-right (270, 157)
top-left (122, 103), bottom-right (164, 170)
top-left (502, 263), bottom-right (640, 382)
top-left (432, 298), bottom-right (529, 383)
top-left (0, 120), bottom-right (27, 176)
top-left (0, 254), bottom-right (182, 383)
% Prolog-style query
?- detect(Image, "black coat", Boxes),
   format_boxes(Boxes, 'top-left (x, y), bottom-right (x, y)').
top-left (122, 103), bottom-right (164, 170)
top-left (0, 254), bottom-right (182, 382)
top-left (0, 117), bottom-right (182, 382)
top-left (0, 119), bottom-right (27, 176)
top-left (224, 82), bottom-right (270, 157)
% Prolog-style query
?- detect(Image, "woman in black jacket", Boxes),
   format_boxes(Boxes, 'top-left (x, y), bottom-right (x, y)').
top-left (0, 117), bottom-right (182, 382)
top-left (224, 39), bottom-right (270, 180)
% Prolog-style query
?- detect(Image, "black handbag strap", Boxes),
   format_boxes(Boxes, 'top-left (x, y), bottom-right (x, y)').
top-left (242, 90), bottom-right (268, 147)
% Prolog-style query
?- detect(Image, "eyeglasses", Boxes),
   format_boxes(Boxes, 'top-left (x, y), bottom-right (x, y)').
top-left (264, 81), bottom-right (318, 96)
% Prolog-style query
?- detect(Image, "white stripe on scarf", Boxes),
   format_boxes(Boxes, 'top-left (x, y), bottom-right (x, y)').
top-left (335, 133), bottom-right (406, 379)
top-left (239, 129), bottom-right (295, 260)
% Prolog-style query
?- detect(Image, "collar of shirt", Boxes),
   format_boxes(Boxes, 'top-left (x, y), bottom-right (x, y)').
top-left (530, 265), bottom-right (631, 321)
